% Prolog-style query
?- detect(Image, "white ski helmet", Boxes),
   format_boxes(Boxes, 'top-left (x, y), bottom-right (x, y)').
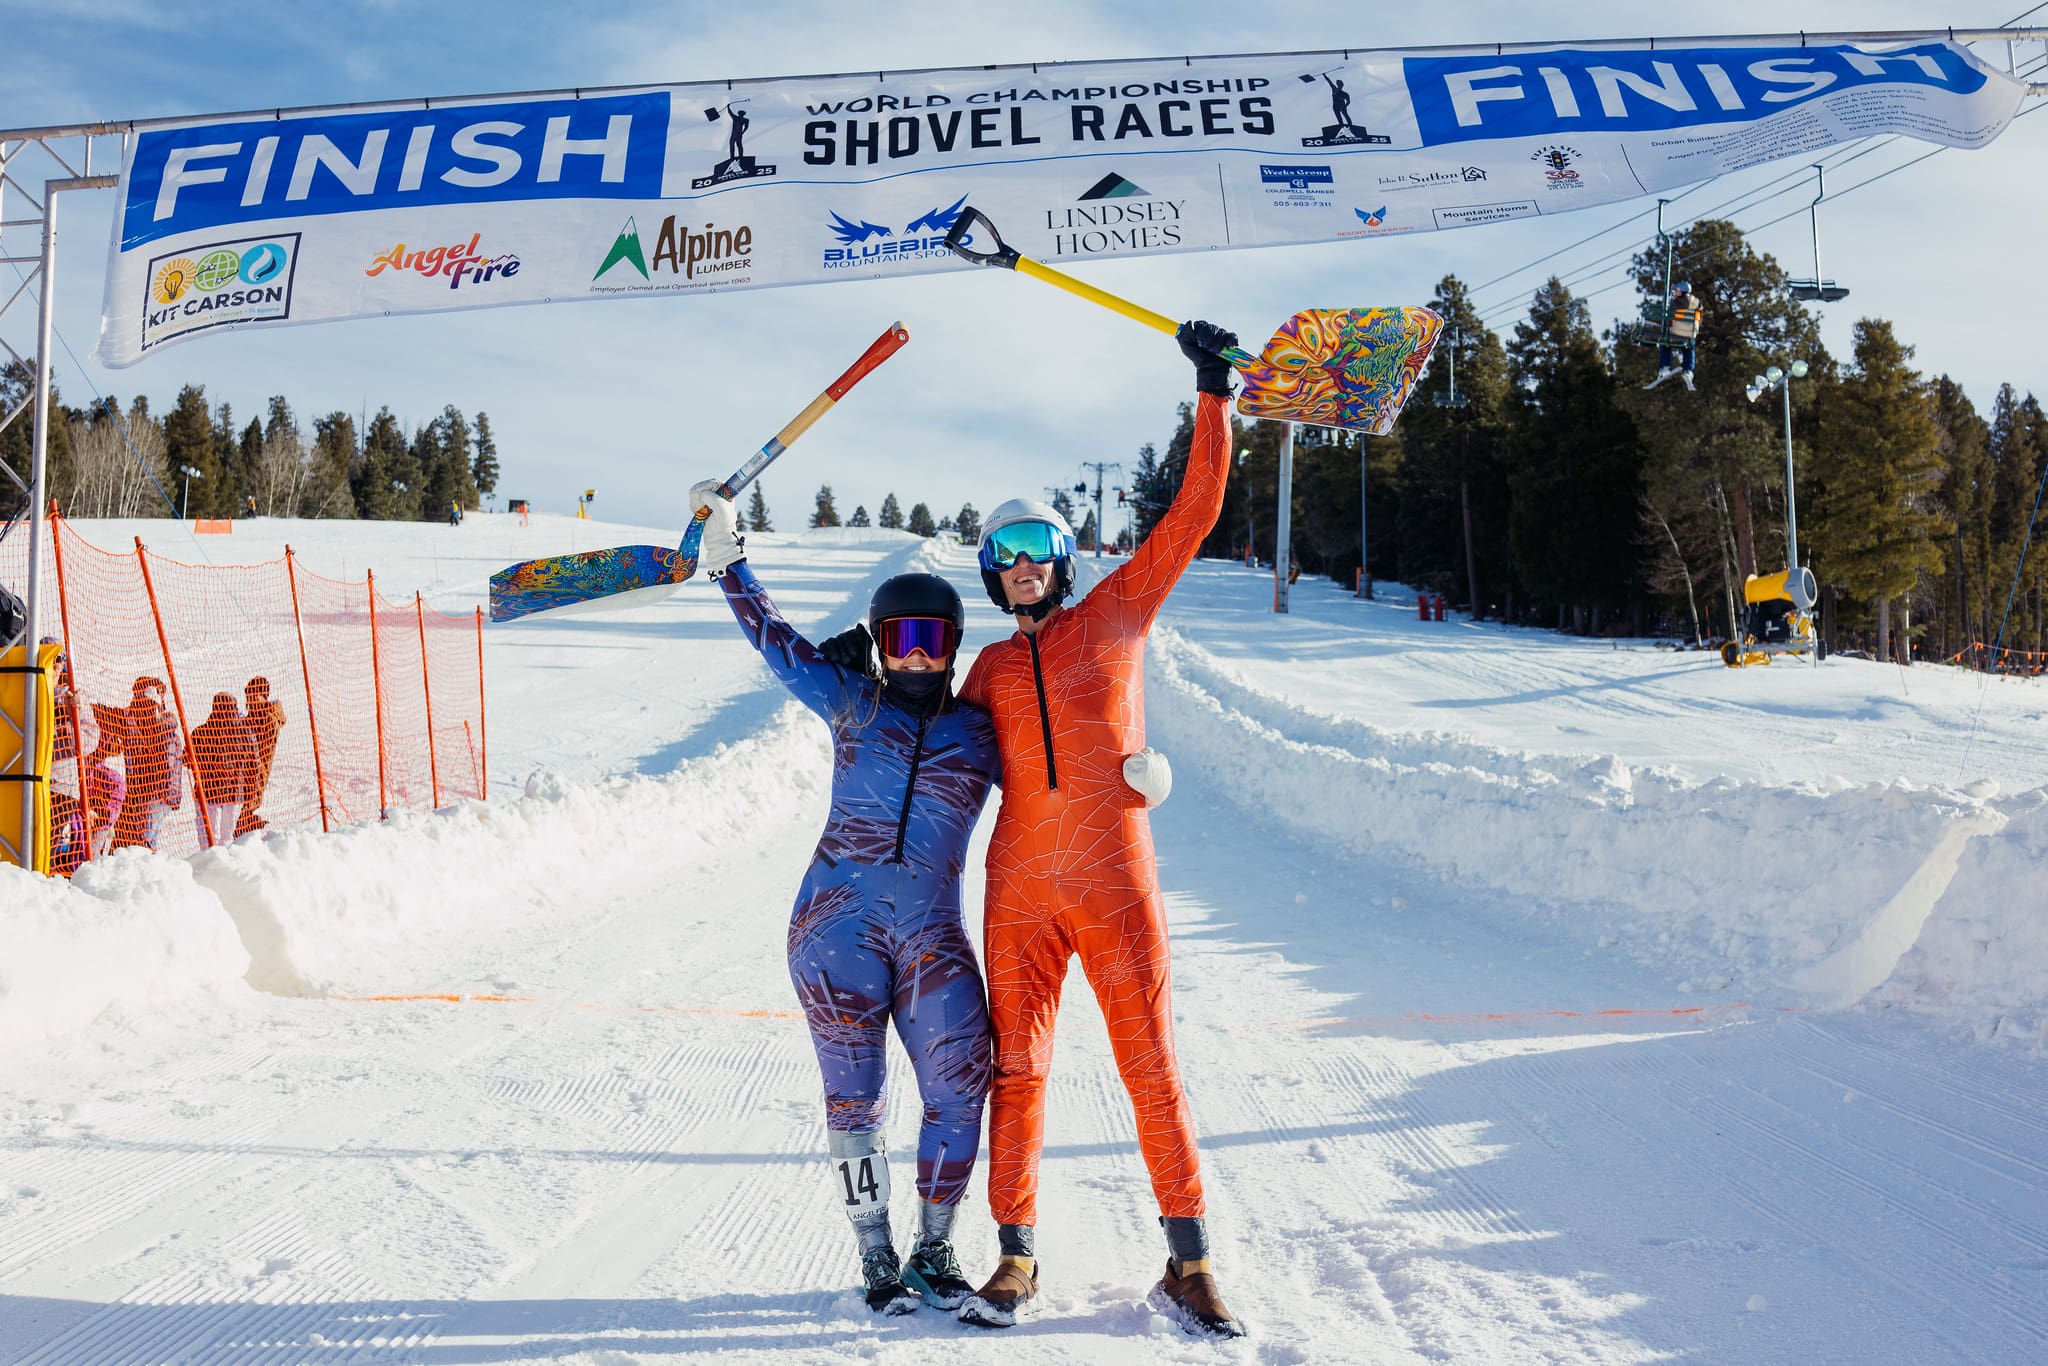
top-left (977, 497), bottom-right (1078, 614)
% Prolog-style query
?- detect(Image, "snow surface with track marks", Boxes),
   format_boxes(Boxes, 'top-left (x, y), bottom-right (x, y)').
top-left (4, 512), bottom-right (2046, 1364)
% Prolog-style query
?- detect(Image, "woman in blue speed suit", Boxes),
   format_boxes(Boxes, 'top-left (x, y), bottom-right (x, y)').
top-left (691, 478), bottom-right (1001, 1316)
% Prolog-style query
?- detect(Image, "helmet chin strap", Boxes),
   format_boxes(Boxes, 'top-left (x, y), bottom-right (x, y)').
top-left (1013, 592), bottom-right (1064, 622)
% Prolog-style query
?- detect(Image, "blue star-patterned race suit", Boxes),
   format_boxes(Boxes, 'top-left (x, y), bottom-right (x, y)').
top-left (720, 560), bottom-right (1002, 1205)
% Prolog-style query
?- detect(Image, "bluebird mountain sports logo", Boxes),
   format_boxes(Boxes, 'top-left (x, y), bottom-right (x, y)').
top-left (822, 196), bottom-right (970, 270)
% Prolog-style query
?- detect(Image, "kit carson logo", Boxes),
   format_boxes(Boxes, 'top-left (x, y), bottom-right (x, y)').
top-left (823, 195), bottom-right (970, 270)
top-left (694, 101), bottom-right (777, 190)
top-left (143, 234), bottom-right (296, 352)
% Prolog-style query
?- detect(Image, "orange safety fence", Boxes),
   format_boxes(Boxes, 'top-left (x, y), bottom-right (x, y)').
top-left (1940, 640), bottom-right (2048, 675)
top-left (0, 510), bottom-right (484, 875)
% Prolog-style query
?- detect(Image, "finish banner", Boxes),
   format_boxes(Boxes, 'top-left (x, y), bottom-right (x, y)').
top-left (97, 39), bottom-right (2029, 365)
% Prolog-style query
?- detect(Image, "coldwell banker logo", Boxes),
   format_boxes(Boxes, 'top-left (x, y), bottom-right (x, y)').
top-left (1045, 174), bottom-right (1185, 255)
top-left (142, 233), bottom-right (297, 352)
top-left (822, 195), bottom-right (970, 271)
top-left (1259, 164), bottom-right (1335, 208)
top-left (694, 101), bottom-right (777, 190)
top-left (1534, 145), bottom-right (1584, 190)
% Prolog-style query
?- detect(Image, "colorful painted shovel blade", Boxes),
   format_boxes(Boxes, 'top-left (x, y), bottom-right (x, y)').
top-left (1233, 306), bottom-right (1445, 435)
top-left (489, 542), bottom-right (692, 622)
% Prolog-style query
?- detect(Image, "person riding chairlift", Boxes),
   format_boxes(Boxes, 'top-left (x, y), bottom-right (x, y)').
top-left (1644, 280), bottom-right (1704, 392)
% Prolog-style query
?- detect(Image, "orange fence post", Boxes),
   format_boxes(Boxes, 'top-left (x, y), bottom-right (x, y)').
top-left (134, 537), bottom-right (213, 850)
top-left (416, 591), bottom-right (441, 809)
top-left (368, 569), bottom-right (388, 820)
top-left (49, 512), bottom-right (91, 870)
top-left (474, 607), bottom-right (487, 799)
top-left (285, 547), bottom-right (332, 834)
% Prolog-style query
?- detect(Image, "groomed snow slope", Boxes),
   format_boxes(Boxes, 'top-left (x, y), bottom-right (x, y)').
top-left (3, 514), bottom-right (2046, 1364)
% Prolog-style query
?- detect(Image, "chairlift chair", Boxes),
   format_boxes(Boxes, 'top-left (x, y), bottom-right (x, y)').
top-left (1625, 199), bottom-right (1705, 356)
top-left (1786, 164), bottom-right (1850, 304)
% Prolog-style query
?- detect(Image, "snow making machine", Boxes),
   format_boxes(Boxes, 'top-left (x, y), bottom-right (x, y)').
top-left (1723, 566), bottom-right (1823, 667)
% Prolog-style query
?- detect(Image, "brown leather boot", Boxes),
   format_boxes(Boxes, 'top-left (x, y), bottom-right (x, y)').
top-left (1156, 1258), bottom-right (1247, 1339)
top-left (957, 1254), bottom-right (1038, 1328)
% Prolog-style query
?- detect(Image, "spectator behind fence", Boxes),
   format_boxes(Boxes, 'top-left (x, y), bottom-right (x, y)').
top-left (112, 676), bottom-right (183, 851)
top-left (81, 720), bottom-right (127, 863)
top-left (236, 675), bottom-right (287, 836)
top-left (191, 691), bottom-right (255, 846)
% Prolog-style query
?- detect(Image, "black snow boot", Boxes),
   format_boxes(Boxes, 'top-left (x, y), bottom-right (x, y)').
top-left (861, 1245), bottom-right (920, 1315)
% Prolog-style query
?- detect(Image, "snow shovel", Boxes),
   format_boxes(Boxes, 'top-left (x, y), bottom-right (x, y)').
top-left (943, 206), bottom-right (1441, 434)
top-left (489, 322), bottom-right (909, 623)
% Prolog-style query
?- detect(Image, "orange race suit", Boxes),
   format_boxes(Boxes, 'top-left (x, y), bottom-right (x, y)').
top-left (959, 389), bottom-right (1230, 1227)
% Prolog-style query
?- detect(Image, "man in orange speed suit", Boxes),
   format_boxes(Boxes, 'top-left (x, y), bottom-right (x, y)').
top-left (961, 321), bottom-right (1243, 1338)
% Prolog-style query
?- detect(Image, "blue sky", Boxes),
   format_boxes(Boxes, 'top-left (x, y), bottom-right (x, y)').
top-left (5, 1), bottom-right (2044, 534)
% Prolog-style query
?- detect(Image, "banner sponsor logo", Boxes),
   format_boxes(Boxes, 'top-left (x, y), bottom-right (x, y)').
top-left (1044, 175), bottom-right (1185, 255)
top-left (594, 217), bottom-right (650, 281)
top-left (364, 232), bottom-right (522, 290)
top-left (1403, 43), bottom-right (1989, 145)
top-left (1343, 205), bottom-right (1412, 237)
top-left (142, 233), bottom-right (298, 351)
top-left (1433, 200), bottom-right (1540, 228)
top-left (1259, 163), bottom-right (1335, 208)
top-left (122, 94), bottom-right (667, 250)
top-left (1533, 144), bottom-right (1585, 190)
top-left (650, 216), bottom-right (754, 282)
top-left (821, 195), bottom-right (968, 271)
top-left (1376, 166), bottom-right (1488, 193)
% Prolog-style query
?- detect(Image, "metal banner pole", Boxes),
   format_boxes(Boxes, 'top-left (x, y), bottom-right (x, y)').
top-left (15, 181), bottom-right (57, 864)
top-left (1273, 422), bottom-right (1295, 614)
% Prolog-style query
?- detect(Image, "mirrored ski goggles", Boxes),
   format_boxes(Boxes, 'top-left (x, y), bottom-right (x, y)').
top-left (980, 519), bottom-right (1071, 571)
top-left (876, 615), bottom-right (960, 660)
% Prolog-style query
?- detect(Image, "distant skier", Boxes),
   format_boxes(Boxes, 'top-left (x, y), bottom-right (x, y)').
top-left (821, 321), bottom-right (1246, 1339)
top-left (691, 477), bottom-right (1002, 1317)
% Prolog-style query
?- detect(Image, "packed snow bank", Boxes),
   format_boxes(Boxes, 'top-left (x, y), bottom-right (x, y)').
top-left (1877, 789), bottom-right (2048, 1046)
top-left (188, 710), bottom-right (829, 998)
top-left (0, 855), bottom-right (250, 1058)
top-left (1146, 626), bottom-right (2009, 1009)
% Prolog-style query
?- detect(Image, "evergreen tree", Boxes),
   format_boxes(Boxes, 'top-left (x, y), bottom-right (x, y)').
top-left (1805, 319), bottom-right (1950, 662)
top-left (907, 501), bottom-right (937, 536)
top-left (1129, 438), bottom-right (1172, 543)
top-left (1983, 386), bottom-right (2048, 656)
top-left (237, 416), bottom-right (262, 514)
top-left (0, 362), bottom-right (78, 516)
top-left (877, 492), bottom-right (903, 529)
top-left (471, 411), bottom-right (500, 498)
top-left (307, 412), bottom-right (358, 519)
top-left (1050, 488), bottom-right (1077, 524)
top-left (162, 384), bottom-right (219, 518)
top-left (849, 504), bottom-right (871, 527)
top-left (1079, 508), bottom-right (1100, 552)
top-left (423, 404), bottom-right (478, 517)
top-left (937, 514), bottom-right (955, 534)
top-left (746, 482), bottom-right (772, 532)
top-left (810, 483), bottom-right (841, 527)
top-left (955, 502), bottom-right (981, 542)
top-left (1504, 277), bottom-right (1640, 633)
top-left (1929, 377), bottom-right (1992, 658)
top-left (353, 408), bottom-right (411, 520)
top-left (1393, 277), bottom-right (1511, 613)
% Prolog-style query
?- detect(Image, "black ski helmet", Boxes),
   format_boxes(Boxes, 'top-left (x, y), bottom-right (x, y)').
top-left (868, 572), bottom-right (965, 645)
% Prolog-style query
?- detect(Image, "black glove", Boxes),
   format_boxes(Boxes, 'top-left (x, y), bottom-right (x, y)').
top-left (816, 623), bottom-right (877, 678)
top-left (1177, 320), bottom-right (1239, 397)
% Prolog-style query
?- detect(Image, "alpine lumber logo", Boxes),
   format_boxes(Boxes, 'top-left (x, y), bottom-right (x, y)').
top-left (595, 217), bottom-right (650, 281)
top-left (1078, 172), bottom-right (1148, 201)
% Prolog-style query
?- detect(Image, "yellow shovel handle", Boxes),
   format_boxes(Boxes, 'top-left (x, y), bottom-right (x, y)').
top-left (1015, 256), bottom-right (1180, 337)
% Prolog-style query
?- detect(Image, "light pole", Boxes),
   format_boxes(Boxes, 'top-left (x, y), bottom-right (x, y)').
top-left (1745, 360), bottom-right (1810, 573)
top-left (1237, 448), bottom-right (1253, 566)
top-left (179, 465), bottom-right (201, 521)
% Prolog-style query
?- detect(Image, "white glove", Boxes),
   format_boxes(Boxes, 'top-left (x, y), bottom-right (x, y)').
top-left (1123, 747), bottom-right (1173, 808)
top-left (688, 479), bottom-right (746, 577)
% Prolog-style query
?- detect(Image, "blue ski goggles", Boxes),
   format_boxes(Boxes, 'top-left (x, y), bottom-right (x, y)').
top-left (877, 615), bottom-right (960, 660)
top-left (979, 519), bottom-right (1073, 571)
